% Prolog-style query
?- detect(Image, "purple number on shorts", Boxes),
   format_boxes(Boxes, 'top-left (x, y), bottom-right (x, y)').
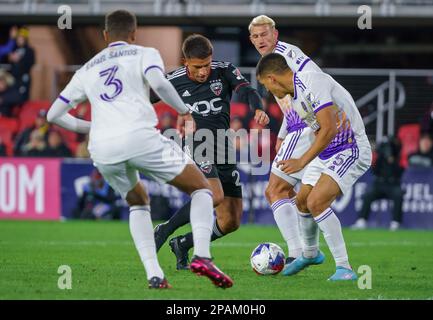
top-left (333, 154), bottom-right (345, 166)
top-left (99, 66), bottom-right (123, 101)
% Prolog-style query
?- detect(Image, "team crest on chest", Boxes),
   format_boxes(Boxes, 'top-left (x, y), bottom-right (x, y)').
top-left (306, 92), bottom-right (320, 109)
top-left (210, 80), bottom-right (223, 96)
top-left (301, 101), bottom-right (309, 113)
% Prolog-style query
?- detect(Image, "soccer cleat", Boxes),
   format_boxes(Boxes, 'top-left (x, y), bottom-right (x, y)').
top-left (190, 256), bottom-right (233, 289)
top-left (285, 257), bottom-right (296, 264)
top-left (148, 276), bottom-right (172, 289)
top-left (169, 236), bottom-right (190, 270)
top-left (281, 251), bottom-right (325, 276)
top-left (154, 222), bottom-right (171, 252)
top-left (327, 266), bottom-right (358, 281)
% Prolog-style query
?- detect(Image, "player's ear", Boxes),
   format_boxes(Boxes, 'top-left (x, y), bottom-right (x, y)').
top-left (274, 28), bottom-right (279, 40)
top-left (181, 57), bottom-right (187, 66)
top-left (102, 30), bottom-right (108, 43)
top-left (130, 29), bottom-right (137, 43)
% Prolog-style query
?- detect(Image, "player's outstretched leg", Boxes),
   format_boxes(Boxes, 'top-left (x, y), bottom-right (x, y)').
top-left (308, 175), bottom-right (357, 281)
top-left (282, 184), bottom-right (323, 276)
top-left (154, 200), bottom-right (191, 252)
top-left (169, 164), bottom-right (233, 288)
top-left (265, 173), bottom-right (303, 263)
top-left (125, 182), bottom-right (171, 289)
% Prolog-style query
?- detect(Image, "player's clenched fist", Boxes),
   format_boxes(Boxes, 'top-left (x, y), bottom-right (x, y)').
top-left (254, 110), bottom-right (270, 126)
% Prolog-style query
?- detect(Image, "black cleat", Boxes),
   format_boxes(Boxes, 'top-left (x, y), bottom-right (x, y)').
top-left (148, 276), bottom-right (172, 289)
top-left (154, 222), bottom-right (171, 252)
top-left (285, 257), bottom-right (296, 264)
top-left (169, 236), bottom-right (190, 270)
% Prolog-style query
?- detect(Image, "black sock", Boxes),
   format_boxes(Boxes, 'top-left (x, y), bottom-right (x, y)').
top-left (164, 200), bottom-right (191, 235)
top-left (179, 220), bottom-right (226, 252)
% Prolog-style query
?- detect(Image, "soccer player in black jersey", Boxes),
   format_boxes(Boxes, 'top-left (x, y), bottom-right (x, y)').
top-left (153, 34), bottom-right (269, 269)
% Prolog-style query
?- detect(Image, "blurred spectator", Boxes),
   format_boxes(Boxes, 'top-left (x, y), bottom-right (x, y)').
top-left (75, 134), bottom-right (90, 158)
top-left (420, 102), bottom-right (433, 136)
top-left (408, 133), bottom-right (433, 168)
top-left (45, 129), bottom-right (72, 157)
top-left (21, 129), bottom-right (50, 157)
top-left (73, 169), bottom-right (120, 220)
top-left (0, 137), bottom-right (7, 156)
top-left (160, 112), bottom-right (175, 134)
top-left (14, 109), bottom-right (50, 156)
top-left (0, 69), bottom-right (22, 117)
top-left (352, 137), bottom-right (405, 231)
top-left (8, 27), bottom-right (35, 101)
top-left (0, 26), bottom-right (17, 61)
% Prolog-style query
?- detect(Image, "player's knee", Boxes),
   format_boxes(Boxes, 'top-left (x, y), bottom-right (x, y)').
top-left (306, 195), bottom-right (326, 215)
top-left (213, 193), bottom-right (224, 207)
top-left (220, 216), bottom-right (240, 234)
top-left (265, 182), bottom-right (293, 204)
top-left (126, 190), bottom-right (147, 206)
top-left (295, 196), bottom-right (309, 213)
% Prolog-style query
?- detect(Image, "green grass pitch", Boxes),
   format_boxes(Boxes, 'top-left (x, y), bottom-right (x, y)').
top-left (0, 220), bottom-right (432, 300)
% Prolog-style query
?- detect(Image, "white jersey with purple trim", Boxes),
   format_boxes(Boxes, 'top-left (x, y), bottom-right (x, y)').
top-left (273, 40), bottom-right (322, 134)
top-left (58, 41), bottom-right (164, 164)
top-left (291, 71), bottom-right (369, 160)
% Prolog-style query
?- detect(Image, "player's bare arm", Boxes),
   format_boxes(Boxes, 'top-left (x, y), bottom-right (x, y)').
top-left (47, 98), bottom-right (91, 133)
top-left (177, 112), bottom-right (196, 138)
top-left (277, 106), bottom-right (337, 174)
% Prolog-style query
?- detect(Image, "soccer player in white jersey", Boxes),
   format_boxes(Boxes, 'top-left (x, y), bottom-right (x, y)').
top-left (249, 15), bottom-right (324, 265)
top-left (46, 10), bottom-right (233, 289)
top-left (257, 53), bottom-right (372, 280)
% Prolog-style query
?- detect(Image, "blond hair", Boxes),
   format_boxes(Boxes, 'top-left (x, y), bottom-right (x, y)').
top-left (248, 15), bottom-right (276, 32)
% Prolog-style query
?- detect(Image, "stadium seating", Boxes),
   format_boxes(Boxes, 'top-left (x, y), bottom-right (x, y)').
top-left (230, 102), bottom-right (249, 118)
top-left (397, 123), bottom-right (421, 168)
top-left (0, 117), bottom-right (19, 156)
top-left (18, 100), bottom-right (51, 131)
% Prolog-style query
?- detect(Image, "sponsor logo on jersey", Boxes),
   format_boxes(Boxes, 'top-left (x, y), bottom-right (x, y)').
top-left (186, 97), bottom-right (223, 116)
top-left (301, 101), bottom-right (309, 113)
top-left (182, 90), bottom-right (191, 97)
top-left (306, 92), bottom-right (320, 109)
top-left (210, 81), bottom-right (223, 96)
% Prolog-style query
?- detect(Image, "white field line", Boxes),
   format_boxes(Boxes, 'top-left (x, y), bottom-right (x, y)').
top-left (0, 240), bottom-right (431, 247)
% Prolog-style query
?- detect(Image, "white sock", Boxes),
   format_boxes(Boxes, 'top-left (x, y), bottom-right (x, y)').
top-left (298, 211), bottom-right (320, 258)
top-left (314, 208), bottom-right (351, 269)
top-left (129, 205), bottom-right (164, 280)
top-left (190, 189), bottom-right (213, 258)
top-left (271, 197), bottom-right (302, 258)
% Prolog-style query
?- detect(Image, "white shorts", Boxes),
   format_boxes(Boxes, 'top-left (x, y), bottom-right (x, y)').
top-left (301, 141), bottom-right (372, 194)
top-left (94, 134), bottom-right (193, 199)
top-left (271, 127), bottom-right (315, 186)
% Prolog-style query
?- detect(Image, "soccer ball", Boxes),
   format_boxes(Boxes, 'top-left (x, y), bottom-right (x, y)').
top-left (250, 243), bottom-right (285, 275)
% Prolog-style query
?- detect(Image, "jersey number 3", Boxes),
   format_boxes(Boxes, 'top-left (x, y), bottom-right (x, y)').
top-left (99, 66), bottom-right (123, 102)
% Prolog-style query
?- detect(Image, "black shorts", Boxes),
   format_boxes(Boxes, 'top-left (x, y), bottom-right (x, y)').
top-left (196, 161), bottom-right (243, 199)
